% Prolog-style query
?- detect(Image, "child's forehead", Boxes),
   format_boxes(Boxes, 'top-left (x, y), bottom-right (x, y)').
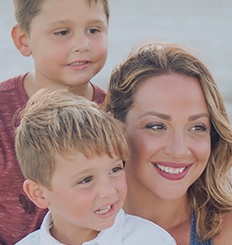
top-left (53, 151), bottom-right (121, 175)
top-left (39, 0), bottom-right (105, 13)
top-left (35, 0), bottom-right (108, 25)
top-left (55, 150), bottom-right (119, 161)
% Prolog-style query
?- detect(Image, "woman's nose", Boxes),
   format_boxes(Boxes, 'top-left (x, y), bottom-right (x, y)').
top-left (164, 130), bottom-right (191, 158)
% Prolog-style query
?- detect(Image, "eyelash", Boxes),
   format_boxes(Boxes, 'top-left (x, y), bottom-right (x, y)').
top-left (145, 123), bottom-right (166, 131)
top-left (77, 164), bottom-right (124, 185)
top-left (54, 27), bottom-right (100, 36)
top-left (190, 124), bottom-right (207, 132)
top-left (54, 30), bottom-right (70, 36)
top-left (88, 28), bottom-right (100, 34)
top-left (145, 123), bottom-right (208, 132)
top-left (77, 176), bottom-right (94, 185)
top-left (110, 166), bottom-right (124, 174)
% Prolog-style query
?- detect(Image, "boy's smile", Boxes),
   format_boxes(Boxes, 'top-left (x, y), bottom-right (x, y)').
top-left (43, 151), bottom-right (127, 242)
top-left (25, 0), bottom-right (108, 89)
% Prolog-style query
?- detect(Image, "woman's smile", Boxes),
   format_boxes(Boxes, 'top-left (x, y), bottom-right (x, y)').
top-left (153, 162), bottom-right (193, 181)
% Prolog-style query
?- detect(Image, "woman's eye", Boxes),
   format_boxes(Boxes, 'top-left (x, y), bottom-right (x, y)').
top-left (145, 123), bottom-right (166, 131)
top-left (54, 30), bottom-right (70, 36)
top-left (78, 176), bottom-right (93, 184)
top-left (190, 124), bottom-right (207, 132)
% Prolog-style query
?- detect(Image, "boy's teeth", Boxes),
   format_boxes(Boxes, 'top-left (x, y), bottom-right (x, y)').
top-left (156, 164), bottom-right (185, 174)
top-left (95, 205), bottom-right (111, 214)
top-left (71, 61), bottom-right (86, 65)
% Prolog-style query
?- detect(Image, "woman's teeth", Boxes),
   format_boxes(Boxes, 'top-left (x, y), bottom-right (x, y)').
top-left (156, 164), bottom-right (186, 174)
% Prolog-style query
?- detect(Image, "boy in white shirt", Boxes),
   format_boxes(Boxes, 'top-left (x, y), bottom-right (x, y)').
top-left (15, 87), bottom-right (176, 245)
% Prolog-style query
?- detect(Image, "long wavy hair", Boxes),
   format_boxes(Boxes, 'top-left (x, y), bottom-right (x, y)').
top-left (105, 42), bottom-right (232, 241)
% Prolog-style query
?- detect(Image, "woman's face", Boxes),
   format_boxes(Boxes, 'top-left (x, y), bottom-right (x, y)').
top-left (125, 73), bottom-right (211, 200)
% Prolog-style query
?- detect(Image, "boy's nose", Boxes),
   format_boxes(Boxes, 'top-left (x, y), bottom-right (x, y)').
top-left (72, 34), bottom-right (90, 53)
top-left (98, 179), bottom-right (117, 198)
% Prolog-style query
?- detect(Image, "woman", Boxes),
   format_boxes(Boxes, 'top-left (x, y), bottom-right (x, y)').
top-left (105, 42), bottom-right (232, 245)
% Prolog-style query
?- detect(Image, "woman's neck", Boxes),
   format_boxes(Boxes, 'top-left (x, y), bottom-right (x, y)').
top-left (123, 177), bottom-right (192, 231)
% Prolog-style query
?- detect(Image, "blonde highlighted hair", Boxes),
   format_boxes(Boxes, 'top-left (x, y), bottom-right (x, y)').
top-left (105, 42), bottom-right (232, 241)
top-left (15, 87), bottom-right (128, 189)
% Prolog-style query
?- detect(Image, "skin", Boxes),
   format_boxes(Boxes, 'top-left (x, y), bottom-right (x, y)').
top-left (24, 152), bottom-right (127, 245)
top-left (11, 0), bottom-right (108, 98)
top-left (123, 73), bottom-right (211, 245)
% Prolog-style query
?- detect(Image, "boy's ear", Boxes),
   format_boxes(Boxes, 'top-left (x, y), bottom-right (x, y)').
top-left (11, 24), bottom-right (32, 57)
top-left (23, 179), bottom-right (50, 209)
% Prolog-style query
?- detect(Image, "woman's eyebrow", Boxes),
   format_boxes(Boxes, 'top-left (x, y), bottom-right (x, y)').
top-left (139, 112), bottom-right (171, 121)
top-left (188, 113), bottom-right (209, 121)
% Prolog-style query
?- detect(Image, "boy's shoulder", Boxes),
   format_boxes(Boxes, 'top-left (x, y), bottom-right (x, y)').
top-left (122, 210), bottom-right (176, 244)
top-left (15, 212), bottom-right (52, 245)
top-left (0, 74), bottom-right (26, 93)
top-left (91, 82), bottom-right (106, 105)
top-left (0, 74), bottom-right (28, 107)
top-left (15, 210), bottom-right (177, 245)
top-left (15, 230), bottom-right (40, 245)
top-left (96, 209), bottom-right (176, 245)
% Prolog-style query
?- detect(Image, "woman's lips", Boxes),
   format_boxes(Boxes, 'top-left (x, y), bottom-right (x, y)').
top-left (153, 162), bottom-right (192, 181)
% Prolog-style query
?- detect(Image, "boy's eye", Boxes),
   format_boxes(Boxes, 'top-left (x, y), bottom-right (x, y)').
top-left (88, 28), bottom-right (100, 34)
top-left (78, 176), bottom-right (94, 184)
top-left (110, 166), bottom-right (124, 175)
top-left (54, 30), bottom-right (70, 36)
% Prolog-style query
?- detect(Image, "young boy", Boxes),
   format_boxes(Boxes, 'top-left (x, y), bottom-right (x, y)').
top-left (15, 87), bottom-right (176, 245)
top-left (0, 0), bottom-right (109, 244)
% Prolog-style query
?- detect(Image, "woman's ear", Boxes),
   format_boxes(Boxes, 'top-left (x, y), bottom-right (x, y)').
top-left (11, 24), bottom-right (32, 57)
top-left (23, 179), bottom-right (50, 209)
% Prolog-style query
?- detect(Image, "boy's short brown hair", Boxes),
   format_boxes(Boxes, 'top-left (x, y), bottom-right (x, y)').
top-left (13, 0), bottom-right (110, 33)
top-left (15, 87), bottom-right (127, 189)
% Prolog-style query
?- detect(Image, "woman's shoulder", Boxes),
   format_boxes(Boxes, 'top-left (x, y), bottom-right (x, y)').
top-left (123, 211), bottom-right (176, 244)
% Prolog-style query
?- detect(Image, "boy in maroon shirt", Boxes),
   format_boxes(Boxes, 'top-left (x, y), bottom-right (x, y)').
top-left (0, 0), bottom-right (109, 244)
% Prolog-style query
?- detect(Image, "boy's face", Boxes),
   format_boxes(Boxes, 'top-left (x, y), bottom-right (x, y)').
top-left (43, 151), bottom-right (127, 240)
top-left (26, 0), bottom-right (108, 87)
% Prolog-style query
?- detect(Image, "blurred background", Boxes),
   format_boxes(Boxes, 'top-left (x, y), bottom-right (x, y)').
top-left (1, 0), bottom-right (232, 117)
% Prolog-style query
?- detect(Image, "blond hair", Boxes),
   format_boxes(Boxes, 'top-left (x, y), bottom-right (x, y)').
top-left (105, 42), bottom-right (232, 241)
top-left (15, 87), bottom-right (128, 189)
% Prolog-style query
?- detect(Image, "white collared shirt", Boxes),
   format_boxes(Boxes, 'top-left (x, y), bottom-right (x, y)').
top-left (15, 209), bottom-right (176, 245)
